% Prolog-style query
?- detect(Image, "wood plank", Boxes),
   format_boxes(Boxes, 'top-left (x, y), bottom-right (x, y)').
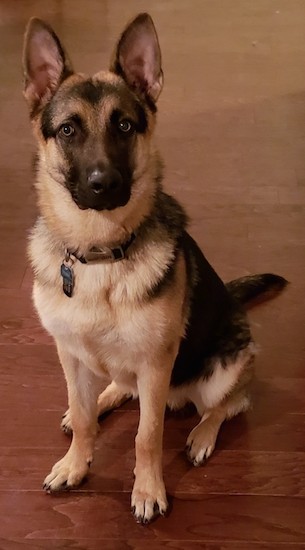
top-left (0, 291), bottom-right (51, 345)
top-left (1, 447), bottom-right (305, 499)
top-left (0, 393), bottom-right (304, 452)
top-left (0, 539), bottom-right (304, 550)
top-left (0, 492), bottom-right (304, 544)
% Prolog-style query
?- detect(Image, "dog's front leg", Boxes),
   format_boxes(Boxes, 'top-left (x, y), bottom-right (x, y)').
top-left (131, 351), bottom-right (174, 524)
top-left (43, 344), bottom-right (100, 492)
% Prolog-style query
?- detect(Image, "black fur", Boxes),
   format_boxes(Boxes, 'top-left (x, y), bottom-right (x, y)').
top-left (125, 190), bottom-right (251, 387)
top-left (134, 193), bottom-right (287, 388)
top-left (227, 274), bottom-right (288, 304)
top-left (69, 80), bottom-right (109, 104)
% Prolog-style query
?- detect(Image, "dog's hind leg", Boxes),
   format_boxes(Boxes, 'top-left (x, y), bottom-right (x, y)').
top-left (186, 346), bottom-right (254, 466)
top-left (61, 383), bottom-right (132, 436)
top-left (44, 344), bottom-right (100, 491)
top-left (61, 379), bottom-right (133, 435)
top-left (186, 390), bottom-right (250, 466)
top-left (97, 380), bottom-right (133, 417)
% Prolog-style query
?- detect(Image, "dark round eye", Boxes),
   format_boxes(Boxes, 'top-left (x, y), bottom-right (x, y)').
top-left (59, 124), bottom-right (75, 137)
top-left (118, 119), bottom-right (133, 133)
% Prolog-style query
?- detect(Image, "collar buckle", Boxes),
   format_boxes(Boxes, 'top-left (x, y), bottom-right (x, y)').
top-left (85, 245), bottom-right (125, 263)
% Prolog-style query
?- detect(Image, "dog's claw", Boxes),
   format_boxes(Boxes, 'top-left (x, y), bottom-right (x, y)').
top-left (131, 508), bottom-right (144, 524)
top-left (60, 409), bottom-right (73, 436)
top-left (133, 513), bottom-right (150, 525)
top-left (186, 439), bottom-right (214, 466)
top-left (43, 479), bottom-right (70, 493)
top-left (186, 443), bottom-right (206, 466)
top-left (193, 456), bottom-right (206, 467)
top-left (131, 498), bottom-right (167, 524)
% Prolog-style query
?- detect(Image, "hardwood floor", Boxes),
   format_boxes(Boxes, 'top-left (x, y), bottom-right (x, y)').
top-left (0, 1), bottom-right (304, 547)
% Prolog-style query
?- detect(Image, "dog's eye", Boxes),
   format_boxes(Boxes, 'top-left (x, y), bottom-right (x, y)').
top-left (59, 124), bottom-right (75, 137)
top-left (118, 120), bottom-right (133, 133)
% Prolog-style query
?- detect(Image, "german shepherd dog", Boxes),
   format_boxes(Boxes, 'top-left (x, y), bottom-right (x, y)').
top-left (23, 13), bottom-right (287, 523)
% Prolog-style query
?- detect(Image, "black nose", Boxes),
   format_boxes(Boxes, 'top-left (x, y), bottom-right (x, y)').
top-left (87, 168), bottom-right (122, 194)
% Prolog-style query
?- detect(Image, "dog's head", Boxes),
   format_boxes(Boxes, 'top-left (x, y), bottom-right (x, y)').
top-left (23, 14), bottom-right (163, 212)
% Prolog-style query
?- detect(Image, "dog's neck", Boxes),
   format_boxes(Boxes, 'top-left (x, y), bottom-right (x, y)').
top-left (35, 165), bottom-right (158, 256)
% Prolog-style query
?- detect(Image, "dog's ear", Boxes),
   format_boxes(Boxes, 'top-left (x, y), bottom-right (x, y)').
top-left (111, 13), bottom-right (163, 104)
top-left (22, 18), bottom-right (73, 115)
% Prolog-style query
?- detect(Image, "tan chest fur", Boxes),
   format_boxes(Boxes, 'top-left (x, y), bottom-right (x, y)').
top-left (31, 234), bottom-right (186, 380)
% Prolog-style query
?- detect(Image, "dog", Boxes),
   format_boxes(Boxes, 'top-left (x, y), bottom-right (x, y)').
top-left (22, 13), bottom-right (287, 524)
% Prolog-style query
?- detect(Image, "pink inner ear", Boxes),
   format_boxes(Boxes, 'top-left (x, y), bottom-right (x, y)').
top-left (119, 26), bottom-right (161, 92)
top-left (134, 33), bottom-right (159, 84)
top-left (26, 29), bottom-right (64, 98)
top-left (27, 63), bottom-right (51, 99)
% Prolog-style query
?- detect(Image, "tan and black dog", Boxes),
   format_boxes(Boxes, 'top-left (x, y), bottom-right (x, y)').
top-left (22, 13), bottom-right (287, 523)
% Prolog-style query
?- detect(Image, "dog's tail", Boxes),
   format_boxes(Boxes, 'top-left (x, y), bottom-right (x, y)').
top-left (226, 273), bottom-right (288, 306)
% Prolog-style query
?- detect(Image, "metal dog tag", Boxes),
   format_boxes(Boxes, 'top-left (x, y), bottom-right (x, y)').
top-left (60, 262), bottom-right (74, 297)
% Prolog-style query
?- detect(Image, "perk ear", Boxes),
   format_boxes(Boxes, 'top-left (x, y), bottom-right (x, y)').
top-left (22, 18), bottom-right (73, 115)
top-left (111, 13), bottom-right (163, 104)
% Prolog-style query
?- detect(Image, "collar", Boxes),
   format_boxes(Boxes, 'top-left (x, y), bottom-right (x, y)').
top-left (67, 232), bottom-right (136, 264)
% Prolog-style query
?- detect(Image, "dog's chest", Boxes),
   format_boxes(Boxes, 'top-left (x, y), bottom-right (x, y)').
top-left (33, 261), bottom-right (168, 374)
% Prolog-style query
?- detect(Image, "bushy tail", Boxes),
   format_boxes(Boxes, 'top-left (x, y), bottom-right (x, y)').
top-left (226, 273), bottom-right (288, 305)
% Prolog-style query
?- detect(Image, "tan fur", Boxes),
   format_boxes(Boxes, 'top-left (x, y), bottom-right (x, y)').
top-left (35, 228), bottom-right (187, 517)
top-left (27, 65), bottom-right (254, 520)
top-left (24, 14), bottom-right (257, 525)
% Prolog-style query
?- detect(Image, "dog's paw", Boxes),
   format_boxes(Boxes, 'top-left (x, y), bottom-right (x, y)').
top-left (131, 478), bottom-right (168, 524)
top-left (43, 451), bottom-right (91, 492)
top-left (61, 409), bottom-right (73, 435)
top-left (186, 423), bottom-right (217, 466)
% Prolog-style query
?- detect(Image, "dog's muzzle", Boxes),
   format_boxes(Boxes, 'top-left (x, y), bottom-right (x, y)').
top-left (75, 167), bottom-right (131, 211)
